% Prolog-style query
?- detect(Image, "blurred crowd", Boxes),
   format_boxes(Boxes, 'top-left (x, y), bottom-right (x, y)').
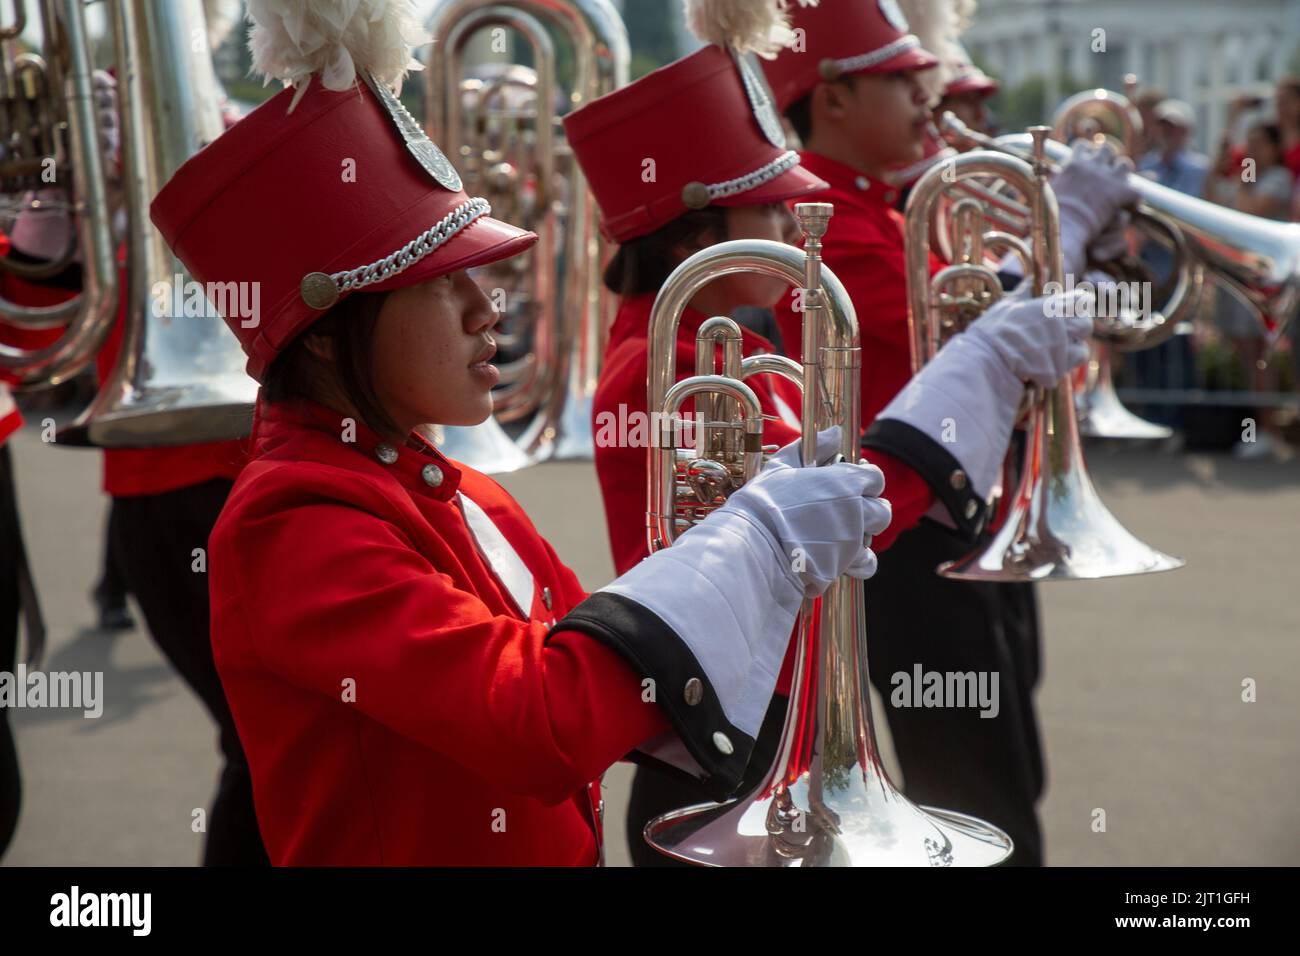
top-left (1118, 79), bottom-right (1300, 460)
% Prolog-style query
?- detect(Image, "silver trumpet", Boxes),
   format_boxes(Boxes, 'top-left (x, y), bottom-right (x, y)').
top-left (1052, 86), bottom-right (1172, 440)
top-left (905, 128), bottom-right (1184, 581)
top-left (642, 202), bottom-right (1013, 866)
top-left (425, 0), bottom-right (629, 471)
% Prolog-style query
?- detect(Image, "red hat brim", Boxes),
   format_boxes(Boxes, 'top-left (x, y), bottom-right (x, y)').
top-left (368, 214), bottom-right (537, 293)
top-left (868, 45), bottom-right (940, 76)
top-left (945, 75), bottom-right (999, 97)
top-left (712, 162), bottom-right (829, 209)
top-left (247, 211), bottom-right (537, 381)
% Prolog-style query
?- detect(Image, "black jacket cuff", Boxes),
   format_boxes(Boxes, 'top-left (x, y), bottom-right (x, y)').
top-left (548, 591), bottom-right (754, 801)
top-left (862, 418), bottom-right (989, 540)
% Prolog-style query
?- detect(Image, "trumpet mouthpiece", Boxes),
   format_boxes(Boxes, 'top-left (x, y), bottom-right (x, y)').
top-left (795, 201), bottom-right (833, 239)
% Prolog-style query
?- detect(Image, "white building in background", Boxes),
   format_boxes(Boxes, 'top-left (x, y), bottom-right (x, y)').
top-left (963, 0), bottom-right (1300, 150)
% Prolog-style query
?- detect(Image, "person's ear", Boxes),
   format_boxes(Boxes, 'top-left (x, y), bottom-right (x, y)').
top-left (671, 217), bottom-right (724, 262)
top-left (814, 79), bottom-right (854, 125)
top-left (302, 331), bottom-right (335, 364)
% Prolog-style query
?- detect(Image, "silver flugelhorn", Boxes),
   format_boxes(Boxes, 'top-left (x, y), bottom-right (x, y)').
top-left (905, 128), bottom-right (1184, 581)
top-left (643, 202), bottom-right (1013, 866)
top-left (425, 0), bottom-right (629, 471)
top-left (1051, 85), bottom-right (1175, 440)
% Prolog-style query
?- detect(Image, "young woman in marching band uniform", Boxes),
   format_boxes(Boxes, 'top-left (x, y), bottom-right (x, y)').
top-left (568, 0), bottom-right (1102, 864)
top-left (144, 0), bottom-right (906, 867)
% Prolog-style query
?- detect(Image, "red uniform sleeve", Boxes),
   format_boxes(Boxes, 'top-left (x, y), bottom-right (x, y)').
top-left (866, 449), bottom-right (939, 553)
top-left (0, 385), bottom-right (20, 445)
top-left (218, 496), bottom-right (670, 808)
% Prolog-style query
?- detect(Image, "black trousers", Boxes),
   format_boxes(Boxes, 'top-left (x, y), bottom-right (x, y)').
top-left (864, 519), bottom-right (1045, 866)
top-left (625, 520), bottom-right (1046, 867)
top-left (0, 446), bottom-right (23, 860)
top-left (109, 481), bottom-right (269, 867)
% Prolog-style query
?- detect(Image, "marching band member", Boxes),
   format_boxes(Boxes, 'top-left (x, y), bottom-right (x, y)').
top-left (910, 0), bottom-right (998, 135)
top-left (147, 0), bottom-right (893, 867)
top-left (0, 234), bottom-right (42, 861)
top-left (761, 0), bottom-right (1138, 864)
top-left (570, 0), bottom-right (1097, 864)
top-left (0, 51), bottom-right (265, 864)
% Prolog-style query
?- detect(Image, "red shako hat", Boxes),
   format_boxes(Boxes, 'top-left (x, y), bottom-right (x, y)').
top-left (564, 1), bottom-right (829, 244)
top-left (761, 0), bottom-right (939, 114)
top-left (896, 0), bottom-right (998, 101)
top-left (944, 43), bottom-right (998, 97)
top-left (150, 0), bottom-right (537, 383)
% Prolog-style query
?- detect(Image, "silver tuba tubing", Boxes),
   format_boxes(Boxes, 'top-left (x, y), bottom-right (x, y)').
top-left (57, 0), bottom-right (257, 447)
top-left (0, 0), bottom-right (119, 385)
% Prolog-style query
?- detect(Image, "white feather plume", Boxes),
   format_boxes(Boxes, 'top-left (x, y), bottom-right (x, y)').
top-left (897, 0), bottom-right (960, 105)
top-left (683, 0), bottom-right (820, 60)
top-left (248, 0), bottom-right (430, 109)
top-left (204, 0), bottom-right (245, 51)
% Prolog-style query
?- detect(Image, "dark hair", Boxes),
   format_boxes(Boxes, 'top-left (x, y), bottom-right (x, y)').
top-left (603, 205), bottom-right (728, 296)
top-left (786, 92), bottom-right (815, 144)
top-left (1251, 120), bottom-right (1284, 156)
top-left (261, 291), bottom-right (403, 440)
top-left (784, 75), bottom-right (859, 145)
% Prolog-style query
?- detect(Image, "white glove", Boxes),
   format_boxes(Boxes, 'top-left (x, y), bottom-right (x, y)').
top-left (875, 289), bottom-right (1094, 500)
top-left (1087, 209), bottom-right (1132, 263)
top-left (601, 427), bottom-right (889, 741)
top-left (1051, 140), bottom-right (1139, 276)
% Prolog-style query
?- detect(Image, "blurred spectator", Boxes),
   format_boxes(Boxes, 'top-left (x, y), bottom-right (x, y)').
top-left (1132, 99), bottom-right (1209, 428)
top-left (1274, 77), bottom-right (1300, 186)
top-left (1139, 99), bottom-right (1210, 194)
top-left (1131, 88), bottom-right (1167, 160)
top-left (1208, 118), bottom-right (1294, 460)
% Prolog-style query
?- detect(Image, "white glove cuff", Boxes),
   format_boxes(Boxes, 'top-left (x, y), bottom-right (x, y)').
top-left (601, 509), bottom-right (801, 741)
top-left (874, 333), bottom-right (1023, 501)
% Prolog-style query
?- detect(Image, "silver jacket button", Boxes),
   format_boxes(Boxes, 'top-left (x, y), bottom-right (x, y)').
top-left (712, 731), bottom-right (734, 755)
top-left (421, 464), bottom-right (444, 488)
top-left (375, 444), bottom-right (399, 465)
top-left (854, 175), bottom-right (870, 191)
top-left (965, 499), bottom-right (979, 519)
top-left (684, 678), bottom-right (703, 706)
top-left (541, 586), bottom-right (553, 610)
top-left (950, 469), bottom-right (968, 491)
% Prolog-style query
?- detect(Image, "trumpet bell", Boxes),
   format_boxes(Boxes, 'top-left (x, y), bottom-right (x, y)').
top-left (645, 781), bottom-right (1012, 867)
top-left (1077, 342), bottom-right (1172, 441)
top-left (941, 382), bottom-right (1184, 582)
top-left (645, 590), bottom-right (1013, 867)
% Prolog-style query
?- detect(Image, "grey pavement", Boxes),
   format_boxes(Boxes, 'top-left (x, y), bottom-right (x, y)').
top-left (4, 424), bottom-right (1298, 866)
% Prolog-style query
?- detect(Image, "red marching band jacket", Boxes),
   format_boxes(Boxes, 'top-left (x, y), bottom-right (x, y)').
top-left (210, 397), bottom-right (697, 866)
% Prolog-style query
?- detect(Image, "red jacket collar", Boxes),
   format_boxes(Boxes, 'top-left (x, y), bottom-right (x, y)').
top-left (796, 151), bottom-right (901, 209)
top-left (251, 395), bottom-right (463, 502)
